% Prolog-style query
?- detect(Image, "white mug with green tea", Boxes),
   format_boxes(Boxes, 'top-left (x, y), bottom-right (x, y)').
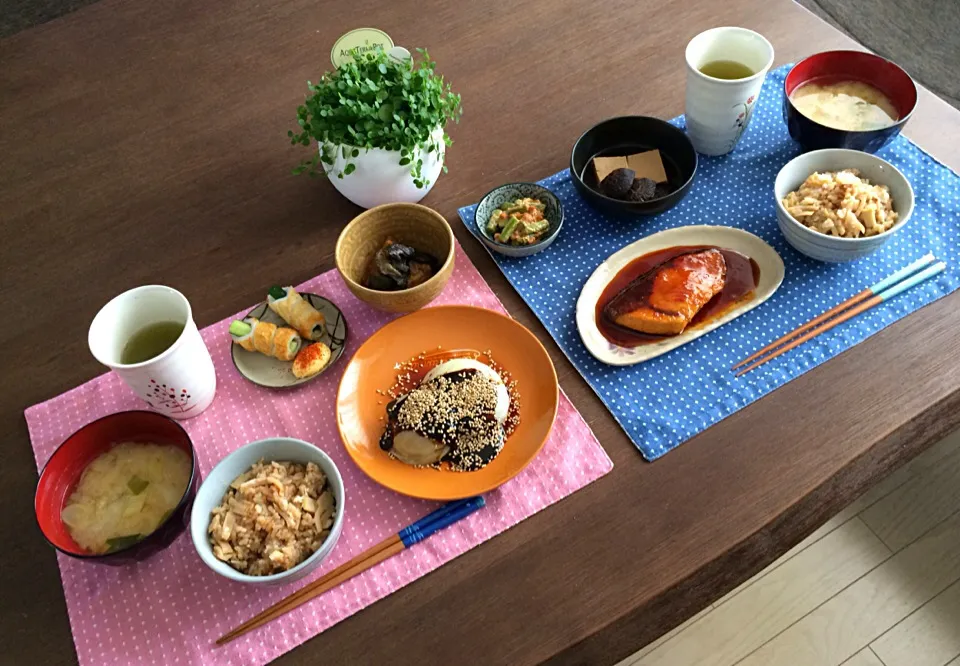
top-left (684, 27), bottom-right (774, 156)
top-left (88, 285), bottom-right (217, 419)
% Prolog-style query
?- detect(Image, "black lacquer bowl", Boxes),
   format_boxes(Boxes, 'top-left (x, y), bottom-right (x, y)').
top-left (570, 116), bottom-right (697, 218)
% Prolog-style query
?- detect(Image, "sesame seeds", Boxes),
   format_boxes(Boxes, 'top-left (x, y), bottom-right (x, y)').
top-left (379, 348), bottom-right (523, 472)
top-left (479, 349), bottom-right (522, 436)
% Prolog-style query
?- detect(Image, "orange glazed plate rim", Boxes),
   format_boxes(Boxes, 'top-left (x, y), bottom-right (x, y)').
top-left (335, 305), bottom-right (559, 500)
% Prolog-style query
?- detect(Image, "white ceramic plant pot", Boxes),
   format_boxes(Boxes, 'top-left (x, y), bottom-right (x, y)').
top-left (322, 126), bottom-right (445, 209)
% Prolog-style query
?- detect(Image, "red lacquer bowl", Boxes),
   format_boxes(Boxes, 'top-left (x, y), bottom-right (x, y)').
top-left (35, 411), bottom-right (199, 564)
top-left (784, 50), bottom-right (917, 153)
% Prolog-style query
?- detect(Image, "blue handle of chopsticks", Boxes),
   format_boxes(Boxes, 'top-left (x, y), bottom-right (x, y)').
top-left (398, 497), bottom-right (474, 542)
top-left (400, 496), bottom-right (485, 547)
top-left (876, 262), bottom-right (946, 301)
top-left (869, 253), bottom-right (936, 294)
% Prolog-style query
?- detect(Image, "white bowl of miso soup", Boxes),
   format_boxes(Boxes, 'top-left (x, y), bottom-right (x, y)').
top-left (35, 410), bottom-right (198, 564)
top-left (784, 50), bottom-right (917, 154)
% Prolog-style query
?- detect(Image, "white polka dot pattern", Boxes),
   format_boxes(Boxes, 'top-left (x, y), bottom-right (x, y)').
top-left (23, 241), bottom-right (613, 666)
top-left (457, 64), bottom-right (960, 462)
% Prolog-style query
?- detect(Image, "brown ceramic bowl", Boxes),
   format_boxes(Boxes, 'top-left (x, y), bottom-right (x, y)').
top-left (335, 203), bottom-right (455, 313)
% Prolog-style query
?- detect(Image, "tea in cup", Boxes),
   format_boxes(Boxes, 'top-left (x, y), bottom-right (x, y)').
top-left (88, 285), bottom-right (217, 419)
top-left (684, 27), bottom-right (774, 156)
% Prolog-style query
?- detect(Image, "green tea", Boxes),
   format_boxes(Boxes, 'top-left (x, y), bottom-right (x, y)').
top-left (699, 60), bottom-right (755, 80)
top-left (121, 321), bottom-right (184, 364)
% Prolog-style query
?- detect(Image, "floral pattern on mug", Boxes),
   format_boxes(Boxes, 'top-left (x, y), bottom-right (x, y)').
top-left (143, 379), bottom-right (198, 415)
top-left (726, 95), bottom-right (759, 152)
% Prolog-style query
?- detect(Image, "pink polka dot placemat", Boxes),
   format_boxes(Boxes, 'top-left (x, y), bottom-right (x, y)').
top-left (24, 239), bottom-right (613, 666)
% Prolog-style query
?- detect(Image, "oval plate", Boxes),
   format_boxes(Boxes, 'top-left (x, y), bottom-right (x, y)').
top-left (577, 226), bottom-right (785, 366)
top-left (336, 306), bottom-right (559, 500)
top-left (231, 293), bottom-right (348, 388)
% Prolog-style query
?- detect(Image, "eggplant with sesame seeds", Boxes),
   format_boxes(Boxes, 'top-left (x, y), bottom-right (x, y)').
top-left (381, 358), bottom-right (512, 471)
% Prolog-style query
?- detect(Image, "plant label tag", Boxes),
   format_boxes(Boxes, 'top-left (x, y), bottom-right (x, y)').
top-left (331, 28), bottom-right (395, 68)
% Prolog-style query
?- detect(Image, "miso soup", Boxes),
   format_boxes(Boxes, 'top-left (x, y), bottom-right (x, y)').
top-left (790, 79), bottom-right (899, 131)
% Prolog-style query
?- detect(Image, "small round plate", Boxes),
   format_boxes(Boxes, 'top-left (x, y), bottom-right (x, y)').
top-left (231, 293), bottom-right (348, 389)
top-left (336, 305), bottom-right (559, 500)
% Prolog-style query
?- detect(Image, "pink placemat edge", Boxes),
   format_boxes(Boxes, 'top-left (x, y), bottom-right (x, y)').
top-left (23, 238), bottom-right (614, 666)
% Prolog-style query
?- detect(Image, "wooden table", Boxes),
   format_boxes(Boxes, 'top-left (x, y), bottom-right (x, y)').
top-left (3, 0), bottom-right (960, 664)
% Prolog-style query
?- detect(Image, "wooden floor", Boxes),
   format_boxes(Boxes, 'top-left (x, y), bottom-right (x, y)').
top-left (618, 428), bottom-right (960, 666)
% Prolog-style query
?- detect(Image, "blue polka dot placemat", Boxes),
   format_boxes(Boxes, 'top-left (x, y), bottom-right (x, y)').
top-left (457, 64), bottom-right (960, 461)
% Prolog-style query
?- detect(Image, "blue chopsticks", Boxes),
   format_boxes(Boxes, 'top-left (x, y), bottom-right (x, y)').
top-left (399, 496), bottom-right (485, 546)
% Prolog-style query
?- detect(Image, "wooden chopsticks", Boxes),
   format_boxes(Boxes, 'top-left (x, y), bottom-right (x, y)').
top-left (216, 496), bottom-right (485, 646)
top-left (734, 254), bottom-right (945, 376)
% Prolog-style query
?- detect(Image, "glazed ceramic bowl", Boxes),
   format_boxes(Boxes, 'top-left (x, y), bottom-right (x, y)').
top-left (775, 148), bottom-right (914, 262)
top-left (570, 116), bottom-right (697, 218)
top-left (322, 127), bottom-right (445, 209)
top-left (784, 50), bottom-right (917, 153)
top-left (35, 410), bottom-right (199, 565)
top-left (335, 203), bottom-right (455, 313)
top-left (190, 437), bottom-right (345, 586)
top-left (473, 183), bottom-right (564, 258)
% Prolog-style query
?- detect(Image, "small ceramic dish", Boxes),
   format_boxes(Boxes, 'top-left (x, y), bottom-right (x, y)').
top-left (577, 226), bottom-right (785, 365)
top-left (473, 183), bottom-right (564, 258)
top-left (335, 203), bottom-right (455, 313)
top-left (336, 305), bottom-right (558, 500)
top-left (784, 50), bottom-right (917, 153)
top-left (231, 293), bottom-right (347, 389)
top-left (570, 116), bottom-right (698, 218)
top-left (190, 436), bottom-right (345, 586)
top-left (35, 410), bottom-right (199, 565)
top-left (775, 148), bottom-right (915, 262)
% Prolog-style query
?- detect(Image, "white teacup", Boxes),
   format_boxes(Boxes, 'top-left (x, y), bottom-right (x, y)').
top-left (684, 27), bottom-right (774, 156)
top-left (88, 285), bottom-right (217, 419)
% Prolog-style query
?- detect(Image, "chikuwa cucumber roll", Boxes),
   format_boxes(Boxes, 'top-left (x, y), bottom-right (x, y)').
top-left (230, 317), bottom-right (258, 352)
top-left (229, 318), bottom-right (301, 361)
top-left (266, 286), bottom-right (326, 341)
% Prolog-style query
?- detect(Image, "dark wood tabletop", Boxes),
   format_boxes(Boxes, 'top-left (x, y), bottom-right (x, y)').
top-left (3, 0), bottom-right (960, 664)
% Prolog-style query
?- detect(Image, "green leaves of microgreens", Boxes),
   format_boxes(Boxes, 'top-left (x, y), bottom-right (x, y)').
top-left (289, 47), bottom-right (462, 188)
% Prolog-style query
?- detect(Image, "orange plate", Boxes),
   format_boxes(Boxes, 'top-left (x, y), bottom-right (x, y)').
top-left (336, 306), bottom-right (559, 500)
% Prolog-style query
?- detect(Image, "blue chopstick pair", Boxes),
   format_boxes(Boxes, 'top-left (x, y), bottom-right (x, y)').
top-left (864, 253), bottom-right (945, 301)
top-left (399, 496), bottom-right (485, 546)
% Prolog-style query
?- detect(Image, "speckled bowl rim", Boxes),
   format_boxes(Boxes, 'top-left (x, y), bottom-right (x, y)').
top-left (473, 182), bottom-right (564, 250)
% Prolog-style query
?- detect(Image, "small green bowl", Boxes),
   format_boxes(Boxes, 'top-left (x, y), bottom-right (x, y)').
top-left (474, 183), bottom-right (564, 258)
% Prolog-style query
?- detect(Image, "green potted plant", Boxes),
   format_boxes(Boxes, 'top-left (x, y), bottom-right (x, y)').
top-left (289, 47), bottom-right (462, 209)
